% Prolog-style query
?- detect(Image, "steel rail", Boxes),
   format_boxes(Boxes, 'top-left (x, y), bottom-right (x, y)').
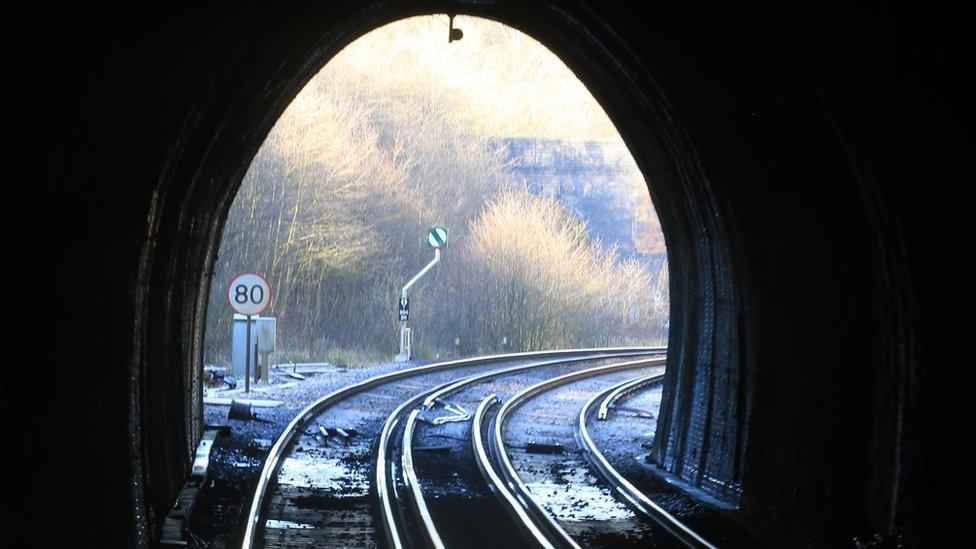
top-left (577, 374), bottom-right (716, 549)
top-left (597, 373), bottom-right (666, 420)
top-left (473, 394), bottom-right (560, 549)
top-left (382, 351), bottom-right (662, 549)
top-left (240, 346), bottom-right (663, 548)
top-left (481, 357), bottom-right (667, 549)
top-left (400, 408), bottom-right (443, 548)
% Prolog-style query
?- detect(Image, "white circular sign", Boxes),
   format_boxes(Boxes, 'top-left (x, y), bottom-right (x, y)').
top-left (427, 227), bottom-right (448, 248)
top-left (227, 272), bottom-right (272, 316)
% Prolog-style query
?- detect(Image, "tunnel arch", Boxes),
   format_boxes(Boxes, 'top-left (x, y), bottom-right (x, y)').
top-left (130, 2), bottom-right (917, 547)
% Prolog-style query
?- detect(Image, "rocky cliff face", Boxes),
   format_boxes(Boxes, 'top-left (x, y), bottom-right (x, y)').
top-left (495, 137), bottom-right (666, 266)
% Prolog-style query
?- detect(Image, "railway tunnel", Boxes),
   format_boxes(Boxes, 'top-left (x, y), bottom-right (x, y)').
top-left (0, 2), bottom-right (963, 547)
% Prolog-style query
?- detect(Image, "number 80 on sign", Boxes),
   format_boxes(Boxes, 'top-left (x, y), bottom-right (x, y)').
top-left (227, 272), bottom-right (272, 316)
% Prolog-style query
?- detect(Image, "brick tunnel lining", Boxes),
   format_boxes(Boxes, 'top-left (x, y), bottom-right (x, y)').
top-left (1, 2), bottom-right (947, 547)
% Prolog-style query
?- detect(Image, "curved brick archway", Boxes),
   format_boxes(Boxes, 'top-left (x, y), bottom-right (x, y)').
top-left (2, 2), bottom-right (957, 547)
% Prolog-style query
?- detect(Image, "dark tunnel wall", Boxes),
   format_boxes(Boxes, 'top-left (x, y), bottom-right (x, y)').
top-left (1, 2), bottom-right (964, 547)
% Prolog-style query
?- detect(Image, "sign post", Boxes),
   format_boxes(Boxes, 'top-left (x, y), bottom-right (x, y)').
top-left (395, 227), bottom-right (448, 362)
top-left (228, 272), bottom-right (272, 392)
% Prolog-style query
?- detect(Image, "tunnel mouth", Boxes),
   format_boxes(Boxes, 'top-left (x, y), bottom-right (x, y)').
top-left (202, 14), bottom-right (671, 378)
top-left (135, 2), bottom-right (742, 545)
top-left (194, 16), bottom-right (677, 546)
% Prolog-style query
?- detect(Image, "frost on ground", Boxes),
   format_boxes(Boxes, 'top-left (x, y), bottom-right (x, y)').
top-left (192, 360), bottom-right (427, 547)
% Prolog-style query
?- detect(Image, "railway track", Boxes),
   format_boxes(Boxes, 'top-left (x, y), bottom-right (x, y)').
top-left (475, 358), bottom-right (687, 548)
top-left (240, 347), bottom-right (724, 548)
top-left (578, 374), bottom-right (752, 547)
top-left (380, 354), bottom-right (655, 549)
top-left (241, 348), bottom-right (660, 547)
top-left (578, 374), bottom-right (715, 548)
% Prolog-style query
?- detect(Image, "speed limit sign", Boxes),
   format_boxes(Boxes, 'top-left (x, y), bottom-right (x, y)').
top-left (227, 272), bottom-right (272, 316)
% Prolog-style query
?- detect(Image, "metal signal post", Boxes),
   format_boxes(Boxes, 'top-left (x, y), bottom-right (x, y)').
top-left (395, 228), bottom-right (447, 362)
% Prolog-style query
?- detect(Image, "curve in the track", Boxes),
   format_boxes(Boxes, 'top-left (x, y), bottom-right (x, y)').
top-left (476, 357), bottom-right (667, 548)
top-left (241, 347), bottom-right (663, 548)
top-left (577, 373), bottom-right (716, 548)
